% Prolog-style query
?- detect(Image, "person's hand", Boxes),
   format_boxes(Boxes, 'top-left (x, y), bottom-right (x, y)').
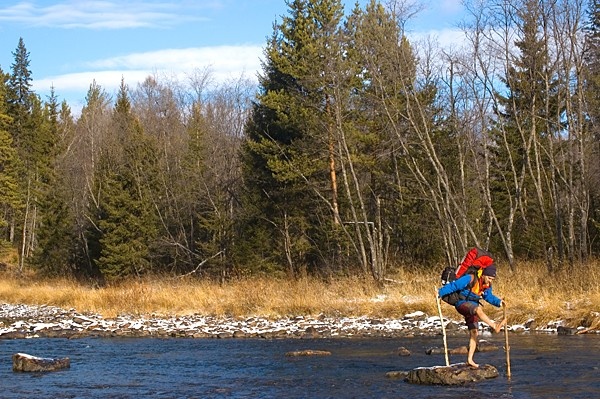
top-left (501, 299), bottom-right (507, 307)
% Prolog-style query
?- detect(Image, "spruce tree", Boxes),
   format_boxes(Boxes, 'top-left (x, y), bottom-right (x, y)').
top-left (491, 0), bottom-right (561, 263)
top-left (585, 0), bottom-right (600, 129)
top-left (241, 0), bottom-right (348, 276)
top-left (74, 81), bottom-right (112, 280)
top-left (31, 88), bottom-right (78, 276)
top-left (180, 102), bottom-right (225, 274)
top-left (345, 1), bottom-right (452, 268)
top-left (6, 38), bottom-right (32, 135)
top-left (93, 80), bottom-right (160, 279)
top-left (584, 0), bottom-right (600, 255)
top-left (0, 68), bottom-right (21, 247)
top-left (5, 38), bottom-right (43, 270)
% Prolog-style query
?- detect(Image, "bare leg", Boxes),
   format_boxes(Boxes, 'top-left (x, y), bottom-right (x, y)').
top-left (475, 306), bottom-right (506, 333)
top-left (467, 329), bottom-right (479, 368)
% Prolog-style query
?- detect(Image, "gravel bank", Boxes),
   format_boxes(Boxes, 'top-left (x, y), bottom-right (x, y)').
top-left (0, 303), bottom-right (591, 340)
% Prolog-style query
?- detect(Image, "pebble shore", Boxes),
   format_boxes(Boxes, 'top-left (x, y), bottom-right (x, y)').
top-left (0, 303), bottom-right (588, 340)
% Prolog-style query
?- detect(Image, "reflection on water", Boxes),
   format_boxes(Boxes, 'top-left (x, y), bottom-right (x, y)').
top-left (1, 333), bottom-right (598, 398)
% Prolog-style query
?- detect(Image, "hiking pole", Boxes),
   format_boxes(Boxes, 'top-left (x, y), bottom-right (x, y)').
top-left (503, 302), bottom-right (511, 379)
top-left (434, 286), bottom-right (450, 366)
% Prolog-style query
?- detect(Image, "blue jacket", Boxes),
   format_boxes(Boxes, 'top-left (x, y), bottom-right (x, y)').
top-left (438, 274), bottom-right (502, 307)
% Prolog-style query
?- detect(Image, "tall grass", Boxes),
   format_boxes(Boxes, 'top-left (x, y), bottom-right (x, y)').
top-left (0, 261), bottom-right (598, 328)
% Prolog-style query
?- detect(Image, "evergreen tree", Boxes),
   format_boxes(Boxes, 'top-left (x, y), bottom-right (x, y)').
top-left (5, 37), bottom-right (45, 271)
top-left (241, 0), bottom-right (348, 276)
top-left (73, 81), bottom-right (112, 280)
top-left (585, 0), bottom-right (600, 129)
top-left (31, 88), bottom-right (78, 276)
top-left (0, 68), bottom-right (21, 247)
top-left (180, 102), bottom-right (223, 274)
top-left (92, 80), bottom-right (160, 279)
top-left (491, 0), bottom-right (561, 264)
top-left (345, 1), bottom-right (450, 268)
top-left (6, 37), bottom-right (33, 137)
top-left (584, 0), bottom-right (600, 254)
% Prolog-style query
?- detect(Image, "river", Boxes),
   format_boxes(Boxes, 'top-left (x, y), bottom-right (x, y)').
top-left (1, 333), bottom-right (598, 398)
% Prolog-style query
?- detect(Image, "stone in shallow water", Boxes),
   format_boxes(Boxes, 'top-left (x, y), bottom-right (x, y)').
top-left (387, 363), bottom-right (499, 385)
top-left (426, 343), bottom-right (499, 355)
top-left (557, 326), bottom-right (578, 335)
top-left (12, 353), bottom-right (70, 372)
top-left (285, 350), bottom-right (331, 357)
top-left (396, 346), bottom-right (411, 356)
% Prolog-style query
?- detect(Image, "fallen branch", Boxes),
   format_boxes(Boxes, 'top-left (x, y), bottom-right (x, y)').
top-left (175, 251), bottom-right (224, 278)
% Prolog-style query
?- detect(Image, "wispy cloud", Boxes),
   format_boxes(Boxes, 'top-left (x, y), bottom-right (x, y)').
top-left (32, 45), bottom-right (263, 96)
top-left (409, 28), bottom-right (468, 52)
top-left (0, 0), bottom-right (208, 29)
top-left (84, 45), bottom-right (263, 73)
top-left (440, 0), bottom-right (463, 14)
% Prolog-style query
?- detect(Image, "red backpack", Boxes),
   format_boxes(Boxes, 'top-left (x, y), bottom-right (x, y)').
top-left (440, 247), bottom-right (495, 305)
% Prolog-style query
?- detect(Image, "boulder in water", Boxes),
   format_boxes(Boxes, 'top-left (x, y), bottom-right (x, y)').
top-left (387, 363), bottom-right (499, 385)
top-left (12, 353), bottom-right (70, 372)
top-left (285, 349), bottom-right (331, 357)
top-left (426, 342), bottom-right (499, 355)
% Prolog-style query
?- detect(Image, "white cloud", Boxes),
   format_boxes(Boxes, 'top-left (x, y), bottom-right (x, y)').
top-left (440, 0), bottom-right (463, 14)
top-left (84, 45), bottom-right (263, 74)
top-left (33, 70), bottom-right (151, 92)
top-left (32, 45), bottom-right (263, 100)
top-left (408, 28), bottom-right (468, 52)
top-left (0, 0), bottom-right (207, 29)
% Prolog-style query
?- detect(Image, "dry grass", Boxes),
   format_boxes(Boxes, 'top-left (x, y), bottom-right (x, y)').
top-left (493, 260), bottom-right (600, 329)
top-left (0, 260), bottom-right (599, 328)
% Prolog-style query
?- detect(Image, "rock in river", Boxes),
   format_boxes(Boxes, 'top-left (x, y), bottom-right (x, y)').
top-left (387, 363), bottom-right (499, 385)
top-left (285, 349), bottom-right (332, 357)
top-left (12, 353), bottom-right (70, 372)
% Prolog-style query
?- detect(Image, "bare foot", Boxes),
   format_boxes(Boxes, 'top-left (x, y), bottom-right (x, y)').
top-left (467, 360), bottom-right (479, 368)
top-left (493, 318), bottom-right (507, 333)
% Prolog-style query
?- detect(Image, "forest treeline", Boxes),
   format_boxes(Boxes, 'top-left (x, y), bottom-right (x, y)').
top-left (1, 0), bottom-right (600, 284)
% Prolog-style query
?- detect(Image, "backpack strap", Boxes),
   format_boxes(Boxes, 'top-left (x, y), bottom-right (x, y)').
top-left (459, 272), bottom-right (482, 304)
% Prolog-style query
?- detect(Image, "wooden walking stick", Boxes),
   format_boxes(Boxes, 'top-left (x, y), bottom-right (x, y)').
top-left (503, 303), bottom-right (511, 379)
top-left (434, 287), bottom-right (450, 366)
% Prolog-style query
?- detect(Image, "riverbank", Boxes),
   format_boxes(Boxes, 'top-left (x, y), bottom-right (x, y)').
top-left (1, 260), bottom-right (599, 339)
top-left (0, 301), bottom-right (595, 341)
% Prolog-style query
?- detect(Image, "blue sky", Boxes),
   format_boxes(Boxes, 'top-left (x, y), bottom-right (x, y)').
top-left (0, 0), bottom-right (465, 113)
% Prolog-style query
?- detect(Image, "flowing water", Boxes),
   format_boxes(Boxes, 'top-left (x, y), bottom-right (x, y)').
top-left (1, 333), bottom-right (598, 398)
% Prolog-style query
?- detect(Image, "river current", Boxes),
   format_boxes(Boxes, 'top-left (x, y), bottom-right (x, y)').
top-left (1, 333), bottom-right (598, 398)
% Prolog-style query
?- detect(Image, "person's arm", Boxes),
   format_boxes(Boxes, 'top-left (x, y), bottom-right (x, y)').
top-left (438, 274), bottom-right (472, 297)
top-left (481, 286), bottom-right (502, 307)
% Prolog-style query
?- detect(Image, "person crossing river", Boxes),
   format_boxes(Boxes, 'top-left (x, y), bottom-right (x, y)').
top-left (438, 249), bottom-right (507, 368)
